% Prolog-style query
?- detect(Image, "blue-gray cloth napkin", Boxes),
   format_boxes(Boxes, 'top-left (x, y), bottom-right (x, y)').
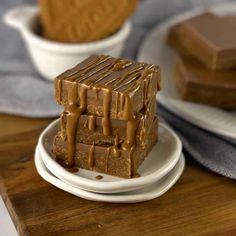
top-left (0, 0), bottom-right (235, 179)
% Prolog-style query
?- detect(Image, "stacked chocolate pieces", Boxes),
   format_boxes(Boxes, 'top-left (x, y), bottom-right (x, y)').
top-left (168, 12), bottom-right (236, 108)
top-left (53, 55), bottom-right (161, 178)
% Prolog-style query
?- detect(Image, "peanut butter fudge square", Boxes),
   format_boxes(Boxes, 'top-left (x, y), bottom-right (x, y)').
top-left (55, 55), bottom-right (159, 119)
top-left (53, 55), bottom-right (161, 178)
top-left (168, 13), bottom-right (236, 70)
top-left (38, 0), bottom-right (137, 43)
top-left (173, 55), bottom-right (236, 108)
top-left (59, 96), bottom-right (157, 148)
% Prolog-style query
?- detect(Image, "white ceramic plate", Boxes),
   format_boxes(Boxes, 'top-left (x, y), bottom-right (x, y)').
top-left (37, 119), bottom-right (182, 193)
top-left (138, 3), bottom-right (236, 139)
top-left (35, 147), bottom-right (185, 203)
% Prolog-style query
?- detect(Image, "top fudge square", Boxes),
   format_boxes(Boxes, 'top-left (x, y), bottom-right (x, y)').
top-left (55, 55), bottom-right (160, 121)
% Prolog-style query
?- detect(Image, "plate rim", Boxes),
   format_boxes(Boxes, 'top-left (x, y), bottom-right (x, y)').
top-left (35, 147), bottom-right (185, 203)
top-left (37, 119), bottom-right (182, 193)
top-left (158, 96), bottom-right (236, 139)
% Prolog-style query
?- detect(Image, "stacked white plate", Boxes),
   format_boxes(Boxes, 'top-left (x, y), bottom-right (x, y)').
top-left (138, 3), bottom-right (236, 139)
top-left (35, 119), bottom-right (184, 203)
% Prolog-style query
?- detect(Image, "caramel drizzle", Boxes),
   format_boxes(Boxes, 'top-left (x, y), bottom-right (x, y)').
top-left (103, 135), bottom-right (120, 175)
top-left (76, 63), bottom-right (114, 85)
top-left (96, 175), bottom-right (103, 180)
top-left (95, 87), bottom-right (100, 100)
top-left (122, 118), bottom-right (139, 151)
top-left (64, 83), bottom-right (87, 167)
top-left (112, 64), bottom-right (146, 88)
top-left (68, 55), bottom-right (111, 81)
top-left (60, 111), bottom-right (66, 141)
top-left (56, 55), bottom-right (159, 176)
top-left (115, 92), bottom-right (119, 119)
top-left (88, 143), bottom-right (95, 168)
top-left (111, 134), bottom-right (120, 158)
top-left (88, 115), bottom-right (96, 131)
top-left (81, 60), bottom-right (133, 87)
top-left (56, 78), bottom-right (62, 103)
top-left (102, 89), bottom-right (112, 136)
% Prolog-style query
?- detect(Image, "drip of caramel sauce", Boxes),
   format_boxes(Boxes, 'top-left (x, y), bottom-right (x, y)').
top-left (111, 134), bottom-right (120, 158)
top-left (122, 119), bottom-right (139, 151)
top-left (96, 175), bottom-right (103, 180)
top-left (88, 115), bottom-right (96, 131)
top-left (64, 83), bottom-right (87, 167)
top-left (102, 89), bottom-right (112, 136)
top-left (67, 167), bottom-right (79, 173)
top-left (88, 143), bottom-right (95, 168)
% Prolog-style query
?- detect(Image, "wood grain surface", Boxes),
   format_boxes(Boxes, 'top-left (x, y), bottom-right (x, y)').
top-left (0, 114), bottom-right (236, 236)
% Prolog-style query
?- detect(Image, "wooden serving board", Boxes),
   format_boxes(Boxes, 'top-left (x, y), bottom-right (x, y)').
top-left (0, 114), bottom-right (236, 236)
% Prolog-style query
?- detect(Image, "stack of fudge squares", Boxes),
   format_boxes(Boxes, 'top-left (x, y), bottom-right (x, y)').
top-left (167, 12), bottom-right (236, 109)
top-left (53, 55), bottom-right (161, 178)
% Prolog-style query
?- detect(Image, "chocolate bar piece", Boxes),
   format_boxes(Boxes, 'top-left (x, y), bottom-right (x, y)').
top-left (53, 118), bottom-right (158, 178)
top-left (168, 12), bottom-right (236, 70)
top-left (55, 55), bottom-right (160, 121)
top-left (173, 55), bottom-right (236, 108)
top-left (60, 96), bottom-right (156, 148)
top-left (39, 0), bottom-right (137, 43)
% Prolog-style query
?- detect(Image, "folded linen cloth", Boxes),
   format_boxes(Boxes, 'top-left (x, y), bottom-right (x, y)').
top-left (159, 105), bottom-right (236, 179)
top-left (0, 0), bottom-right (235, 178)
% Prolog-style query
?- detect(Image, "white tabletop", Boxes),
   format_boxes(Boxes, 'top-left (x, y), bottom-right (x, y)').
top-left (0, 196), bottom-right (18, 236)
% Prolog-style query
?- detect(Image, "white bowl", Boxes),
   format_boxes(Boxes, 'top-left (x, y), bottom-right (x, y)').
top-left (4, 5), bottom-right (132, 81)
top-left (35, 146), bottom-right (185, 203)
top-left (37, 119), bottom-right (182, 193)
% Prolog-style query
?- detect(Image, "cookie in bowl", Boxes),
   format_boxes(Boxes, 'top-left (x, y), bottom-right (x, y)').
top-left (39, 0), bottom-right (137, 43)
